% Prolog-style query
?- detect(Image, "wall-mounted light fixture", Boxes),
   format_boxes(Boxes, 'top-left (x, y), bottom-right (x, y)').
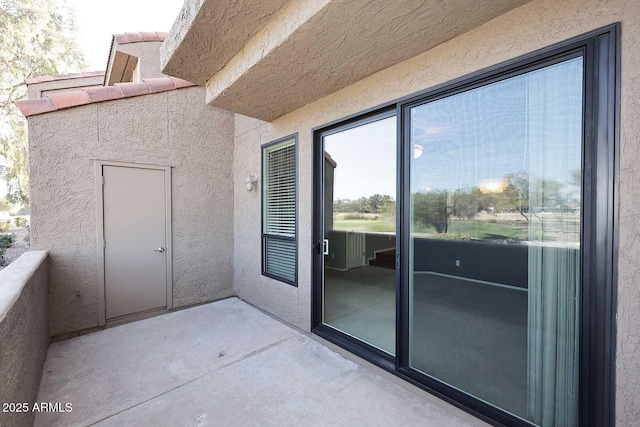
top-left (246, 174), bottom-right (258, 192)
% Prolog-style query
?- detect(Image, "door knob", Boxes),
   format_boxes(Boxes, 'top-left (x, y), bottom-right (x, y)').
top-left (156, 247), bottom-right (165, 252)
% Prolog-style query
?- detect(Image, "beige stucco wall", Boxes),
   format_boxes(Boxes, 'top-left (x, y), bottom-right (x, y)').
top-left (28, 87), bottom-right (235, 336)
top-left (106, 41), bottom-right (166, 84)
top-left (117, 42), bottom-right (166, 80)
top-left (231, 0), bottom-right (639, 424)
top-left (0, 251), bottom-right (49, 427)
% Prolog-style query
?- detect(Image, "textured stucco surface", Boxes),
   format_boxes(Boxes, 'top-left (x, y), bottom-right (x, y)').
top-left (106, 41), bottom-right (167, 85)
top-left (205, 0), bottom-right (529, 121)
top-left (0, 251), bottom-right (49, 427)
top-left (116, 42), bottom-right (166, 80)
top-left (161, 0), bottom-right (291, 85)
top-left (28, 87), bottom-right (235, 336)
top-left (230, 0), bottom-right (640, 424)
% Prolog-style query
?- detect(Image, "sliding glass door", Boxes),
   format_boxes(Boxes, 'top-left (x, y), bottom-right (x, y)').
top-left (321, 112), bottom-right (397, 355)
top-left (406, 57), bottom-right (583, 425)
top-left (314, 26), bottom-right (617, 427)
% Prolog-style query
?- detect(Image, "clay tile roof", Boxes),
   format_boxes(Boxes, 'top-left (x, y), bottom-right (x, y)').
top-left (84, 86), bottom-right (123, 103)
top-left (47, 91), bottom-right (92, 110)
top-left (113, 32), bottom-right (168, 44)
top-left (115, 81), bottom-right (151, 97)
top-left (170, 77), bottom-right (194, 89)
top-left (24, 71), bottom-right (105, 85)
top-left (15, 77), bottom-right (196, 117)
top-left (145, 77), bottom-right (176, 93)
top-left (14, 98), bottom-right (57, 117)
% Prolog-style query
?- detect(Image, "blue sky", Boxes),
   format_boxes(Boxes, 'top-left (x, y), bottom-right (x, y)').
top-left (323, 58), bottom-right (583, 202)
top-left (411, 57), bottom-right (583, 196)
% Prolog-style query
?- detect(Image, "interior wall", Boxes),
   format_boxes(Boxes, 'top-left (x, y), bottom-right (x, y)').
top-left (231, 0), bottom-right (639, 424)
top-left (28, 87), bottom-right (235, 336)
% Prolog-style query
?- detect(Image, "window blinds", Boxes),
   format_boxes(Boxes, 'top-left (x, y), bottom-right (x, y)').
top-left (263, 139), bottom-right (296, 283)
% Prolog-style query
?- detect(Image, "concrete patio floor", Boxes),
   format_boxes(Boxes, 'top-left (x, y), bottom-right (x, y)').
top-left (35, 298), bottom-right (486, 426)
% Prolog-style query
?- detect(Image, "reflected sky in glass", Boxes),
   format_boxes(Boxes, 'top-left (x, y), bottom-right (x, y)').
top-left (411, 58), bottom-right (583, 195)
top-left (322, 58), bottom-right (583, 206)
top-left (324, 116), bottom-right (396, 200)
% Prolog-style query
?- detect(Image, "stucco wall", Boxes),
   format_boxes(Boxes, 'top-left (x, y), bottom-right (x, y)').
top-left (117, 41), bottom-right (166, 80)
top-left (28, 87), bottom-right (235, 336)
top-left (0, 251), bottom-right (49, 427)
top-left (231, 0), bottom-right (639, 424)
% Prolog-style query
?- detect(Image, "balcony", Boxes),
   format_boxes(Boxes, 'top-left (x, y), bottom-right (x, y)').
top-left (1, 255), bottom-right (483, 426)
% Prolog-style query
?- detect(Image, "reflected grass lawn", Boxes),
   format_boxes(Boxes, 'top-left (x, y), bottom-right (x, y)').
top-left (334, 218), bottom-right (528, 240)
top-left (334, 219), bottom-right (396, 233)
top-left (446, 220), bottom-right (525, 240)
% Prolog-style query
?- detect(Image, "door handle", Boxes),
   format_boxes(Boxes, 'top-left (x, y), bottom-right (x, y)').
top-left (155, 247), bottom-right (165, 252)
top-left (323, 239), bottom-right (329, 256)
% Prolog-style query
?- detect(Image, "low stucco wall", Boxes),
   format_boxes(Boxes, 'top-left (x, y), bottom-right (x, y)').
top-left (28, 87), bottom-right (235, 336)
top-left (0, 251), bottom-right (49, 427)
top-left (231, 0), bottom-right (640, 423)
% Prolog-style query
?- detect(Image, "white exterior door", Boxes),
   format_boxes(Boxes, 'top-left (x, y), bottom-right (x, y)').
top-left (103, 165), bottom-right (168, 319)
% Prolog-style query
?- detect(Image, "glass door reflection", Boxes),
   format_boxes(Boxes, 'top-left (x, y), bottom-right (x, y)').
top-left (408, 57), bottom-right (583, 424)
top-left (322, 115), bottom-right (397, 354)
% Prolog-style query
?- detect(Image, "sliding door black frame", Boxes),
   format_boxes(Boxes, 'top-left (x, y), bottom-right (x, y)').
top-left (311, 23), bottom-right (619, 427)
top-left (312, 107), bottom-right (398, 370)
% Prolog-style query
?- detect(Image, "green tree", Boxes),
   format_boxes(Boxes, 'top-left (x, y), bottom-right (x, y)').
top-left (366, 194), bottom-right (384, 212)
top-left (531, 179), bottom-right (564, 209)
top-left (380, 196), bottom-right (395, 222)
top-left (0, 0), bottom-right (85, 204)
top-left (499, 173), bottom-right (530, 220)
top-left (365, 194), bottom-right (394, 213)
top-left (413, 191), bottom-right (450, 233)
top-left (452, 188), bottom-right (481, 219)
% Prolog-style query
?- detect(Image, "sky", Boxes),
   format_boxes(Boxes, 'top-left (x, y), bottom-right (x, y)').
top-left (323, 58), bottom-right (583, 203)
top-left (65, 0), bottom-right (185, 71)
top-left (411, 57), bottom-right (583, 195)
top-left (324, 117), bottom-right (397, 201)
top-left (1, 1), bottom-right (184, 202)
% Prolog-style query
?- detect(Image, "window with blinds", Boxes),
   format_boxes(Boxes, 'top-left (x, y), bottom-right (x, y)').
top-left (262, 136), bottom-right (297, 285)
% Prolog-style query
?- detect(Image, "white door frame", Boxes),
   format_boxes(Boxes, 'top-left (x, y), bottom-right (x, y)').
top-left (95, 160), bottom-right (173, 326)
